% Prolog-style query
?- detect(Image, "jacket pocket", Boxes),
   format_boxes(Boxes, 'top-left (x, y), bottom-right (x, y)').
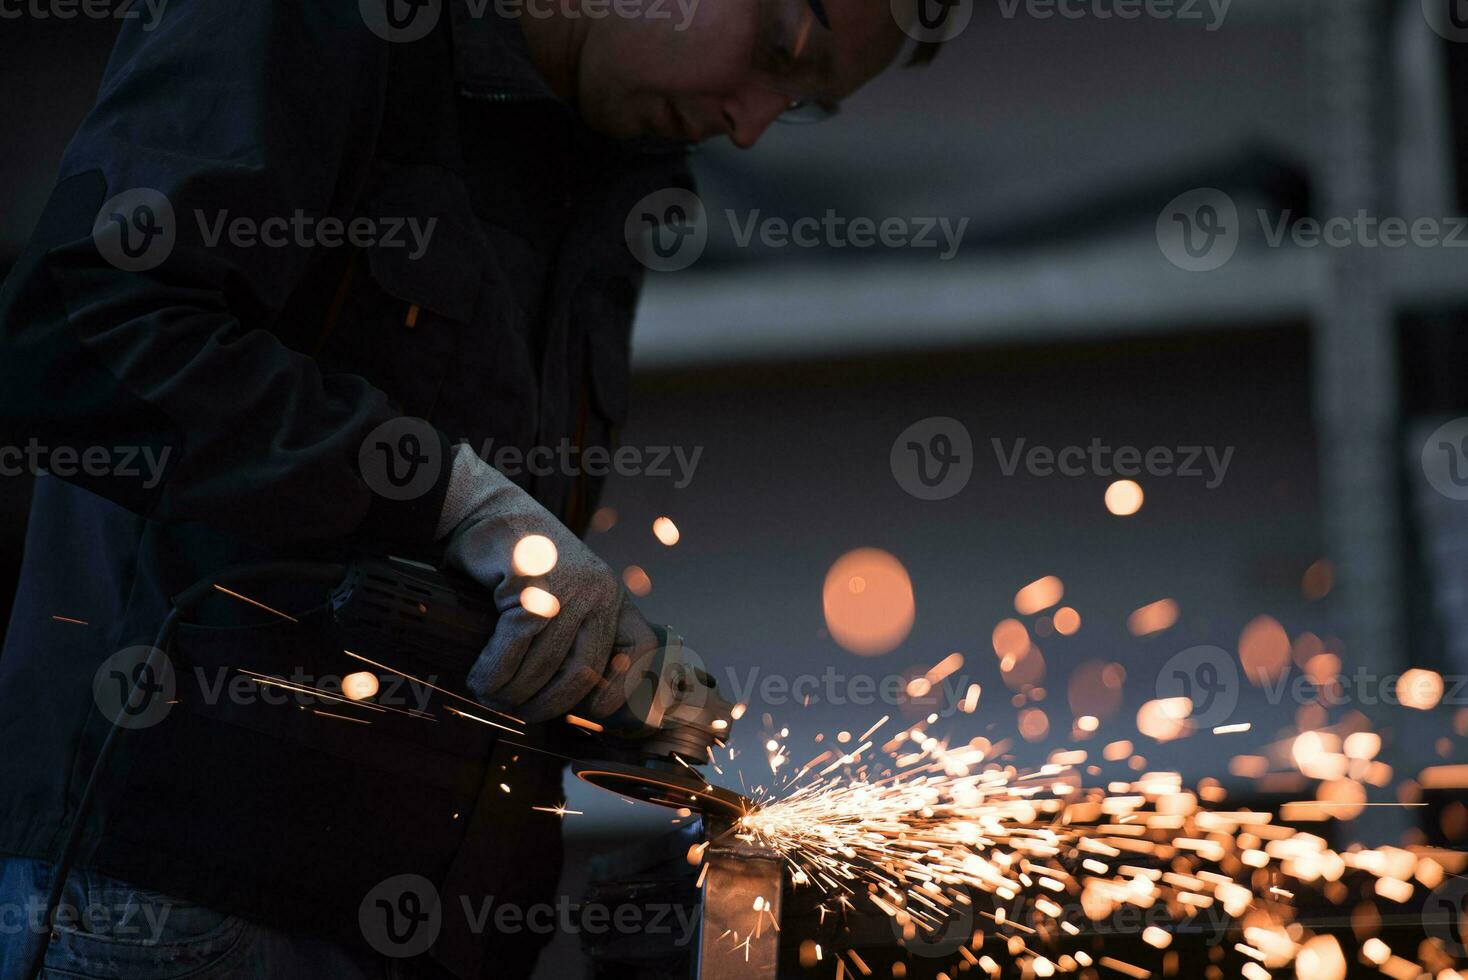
top-left (37, 863), bottom-right (252, 980)
top-left (433, 267), bottom-right (540, 463)
top-left (319, 164), bottom-right (486, 421)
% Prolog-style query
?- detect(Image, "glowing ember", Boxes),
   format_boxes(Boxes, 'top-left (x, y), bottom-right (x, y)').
top-left (703, 667), bottom-right (1466, 980)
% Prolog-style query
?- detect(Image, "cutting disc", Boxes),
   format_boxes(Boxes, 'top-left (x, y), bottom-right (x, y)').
top-left (572, 760), bottom-right (750, 819)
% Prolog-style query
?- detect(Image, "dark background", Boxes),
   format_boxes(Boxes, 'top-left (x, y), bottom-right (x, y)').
top-left (4, 2), bottom-right (1468, 976)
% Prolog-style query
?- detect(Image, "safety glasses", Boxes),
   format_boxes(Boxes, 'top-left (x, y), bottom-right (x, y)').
top-left (752, 0), bottom-right (843, 124)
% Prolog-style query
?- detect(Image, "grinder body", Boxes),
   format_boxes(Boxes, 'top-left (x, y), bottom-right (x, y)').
top-left (329, 556), bottom-right (734, 768)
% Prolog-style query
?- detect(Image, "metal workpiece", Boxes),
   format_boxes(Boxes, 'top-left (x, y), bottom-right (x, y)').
top-left (696, 824), bottom-right (784, 980)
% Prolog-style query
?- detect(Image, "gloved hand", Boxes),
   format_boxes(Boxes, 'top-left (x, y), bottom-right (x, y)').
top-left (436, 444), bottom-right (657, 723)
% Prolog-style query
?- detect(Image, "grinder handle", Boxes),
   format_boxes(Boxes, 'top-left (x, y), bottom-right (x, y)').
top-left (331, 557), bottom-right (733, 757)
top-left (331, 556), bottom-right (497, 676)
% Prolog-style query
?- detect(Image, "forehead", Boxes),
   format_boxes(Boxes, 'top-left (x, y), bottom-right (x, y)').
top-left (820, 0), bottom-right (908, 98)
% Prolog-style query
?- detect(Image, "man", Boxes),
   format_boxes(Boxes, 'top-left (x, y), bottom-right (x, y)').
top-left (0, 0), bottom-right (918, 975)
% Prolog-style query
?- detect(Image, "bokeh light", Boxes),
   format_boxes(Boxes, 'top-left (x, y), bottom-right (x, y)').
top-left (511, 534), bottom-right (558, 577)
top-left (1239, 615), bottom-right (1290, 686)
top-left (1127, 599), bottom-right (1178, 636)
top-left (622, 565), bottom-right (652, 597)
top-left (1014, 575), bottom-right (1064, 615)
top-left (1104, 479), bottom-right (1144, 516)
top-left (520, 586), bottom-right (561, 618)
top-left (341, 671), bottom-right (379, 701)
top-left (652, 516), bottom-right (680, 546)
top-left (822, 548), bottom-right (915, 656)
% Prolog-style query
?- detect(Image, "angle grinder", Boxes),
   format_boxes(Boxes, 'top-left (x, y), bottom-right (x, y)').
top-left (330, 555), bottom-right (750, 818)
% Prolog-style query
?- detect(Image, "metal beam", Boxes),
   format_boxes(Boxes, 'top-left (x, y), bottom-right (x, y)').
top-left (697, 827), bottom-right (783, 980)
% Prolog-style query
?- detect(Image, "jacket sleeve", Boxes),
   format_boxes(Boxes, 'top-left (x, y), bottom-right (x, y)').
top-left (0, 0), bottom-right (452, 548)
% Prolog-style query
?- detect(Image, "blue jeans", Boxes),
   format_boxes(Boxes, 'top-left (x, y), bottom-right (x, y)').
top-left (0, 858), bottom-right (417, 979)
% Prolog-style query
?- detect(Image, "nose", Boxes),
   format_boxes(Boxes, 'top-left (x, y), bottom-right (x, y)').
top-left (721, 86), bottom-right (792, 149)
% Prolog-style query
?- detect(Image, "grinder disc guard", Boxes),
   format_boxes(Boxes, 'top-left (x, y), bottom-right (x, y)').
top-left (572, 760), bottom-right (750, 819)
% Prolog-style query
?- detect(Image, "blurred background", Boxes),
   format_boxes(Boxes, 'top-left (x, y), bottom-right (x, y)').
top-left (4, 1), bottom-right (1468, 975)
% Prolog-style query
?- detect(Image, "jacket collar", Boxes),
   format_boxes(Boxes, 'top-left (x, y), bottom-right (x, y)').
top-left (446, 0), bottom-right (694, 159)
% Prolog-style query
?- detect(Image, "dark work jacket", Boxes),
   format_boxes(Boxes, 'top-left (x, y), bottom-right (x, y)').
top-left (0, 2), bottom-right (690, 976)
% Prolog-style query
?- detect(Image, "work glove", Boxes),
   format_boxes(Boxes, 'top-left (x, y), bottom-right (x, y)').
top-left (436, 444), bottom-right (657, 723)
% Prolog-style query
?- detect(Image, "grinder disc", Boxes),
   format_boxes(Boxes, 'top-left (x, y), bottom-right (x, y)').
top-left (572, 760), bottom-right (750, 819)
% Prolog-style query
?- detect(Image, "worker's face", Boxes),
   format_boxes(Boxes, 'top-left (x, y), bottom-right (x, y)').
top-left (574, 0), bottom-right (905, 148)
